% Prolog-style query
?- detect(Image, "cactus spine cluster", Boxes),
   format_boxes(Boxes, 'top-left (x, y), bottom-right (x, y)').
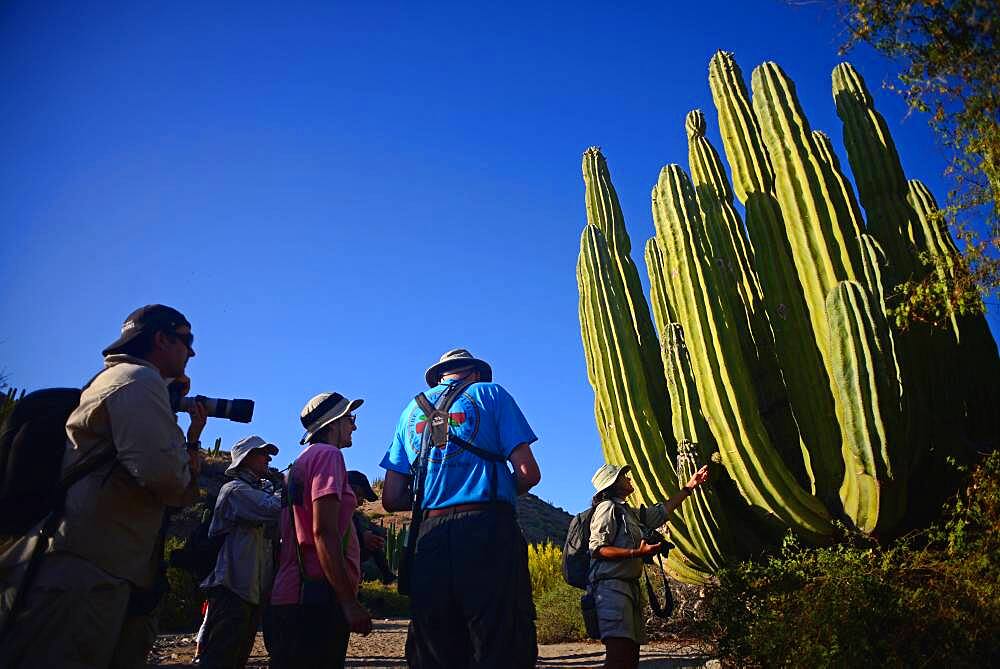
top-left (577, 53), bottom-right (1000, 581)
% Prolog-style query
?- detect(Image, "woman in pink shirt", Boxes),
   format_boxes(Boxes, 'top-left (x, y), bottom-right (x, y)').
top-left (265, 391), bottom-right (372, 669)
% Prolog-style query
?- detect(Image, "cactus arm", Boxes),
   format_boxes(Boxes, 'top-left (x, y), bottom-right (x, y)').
top-left (826, 281), bottom-right (907, 532)
top-left (577, 224), bottom-right (676, 503)
top-left (832, 62), bottom-right (924, 279)
top-left (751, 61), bottom-right (864, 332)
top-left (583, 148), bottom-right (674, 448)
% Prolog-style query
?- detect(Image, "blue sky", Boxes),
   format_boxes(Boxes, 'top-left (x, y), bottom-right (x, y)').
top-left (2, 2), bottom-right (996, 513)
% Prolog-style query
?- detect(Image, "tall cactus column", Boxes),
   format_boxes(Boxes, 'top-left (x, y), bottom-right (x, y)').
top-left (583, 148), bottom-right (675, 453)
top-left (708, 52), bottom-right (845, 511)
top-left (577, 223), bottom-right (675, 504)
top-left (832, 63), bottom-right (923, 281)
top-left (826, 281), bottom-right (907, 532)
top-left (751, 61), bottom-right (865, 337)
top-left (577, 221), bottom-right (711, 583)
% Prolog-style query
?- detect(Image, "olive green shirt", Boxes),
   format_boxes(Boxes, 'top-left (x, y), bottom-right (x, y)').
top-left (587, 498), bottom-right (669, 582)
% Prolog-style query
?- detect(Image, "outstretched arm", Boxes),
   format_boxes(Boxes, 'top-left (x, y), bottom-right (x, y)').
top-left (661, 464), bottom-right (710, 516)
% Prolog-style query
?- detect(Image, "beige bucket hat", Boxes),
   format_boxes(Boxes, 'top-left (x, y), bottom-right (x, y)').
top-left (424, 348), bottom-right (493, 387)
top-left (299, 391), bottom-right (364, 445)
top-left (226, 435), bottom-right (279, 477)
top-left (591, 463), bottom-right (631, 494)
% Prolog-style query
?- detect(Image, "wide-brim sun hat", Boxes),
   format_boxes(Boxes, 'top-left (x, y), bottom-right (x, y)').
top-left (300, 391), bottom-right (364, 445)
top-left (226, 435), bottom-right (279, 477)
top-left (424, 348), bottom-right (493, 387)
top-left (592, 463), bottom-right (631, 494)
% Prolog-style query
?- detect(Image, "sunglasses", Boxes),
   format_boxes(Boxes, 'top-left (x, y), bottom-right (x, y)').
top-left (168, 330), bottom-right (195, 353)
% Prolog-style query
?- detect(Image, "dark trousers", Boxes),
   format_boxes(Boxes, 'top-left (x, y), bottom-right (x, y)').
top-left (405, 506), bottom-right (537, 669)
top-left (263, 601), bottom-right (349, 669)
top-left (199, 586), bottom-right (261, 669)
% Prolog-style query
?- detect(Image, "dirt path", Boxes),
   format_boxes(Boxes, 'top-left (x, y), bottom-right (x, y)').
top-left (151, 618), bottom-right (718, 668)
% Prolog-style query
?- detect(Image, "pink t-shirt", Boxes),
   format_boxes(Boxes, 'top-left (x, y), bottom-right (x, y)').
top-left (270, 443), bottom-right (360, 605)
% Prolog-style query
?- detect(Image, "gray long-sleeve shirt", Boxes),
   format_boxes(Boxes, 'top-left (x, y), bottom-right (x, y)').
top-left (587, 498), bottom-right (669, 582)
top-left (201, 470), bottom-right (282, 605)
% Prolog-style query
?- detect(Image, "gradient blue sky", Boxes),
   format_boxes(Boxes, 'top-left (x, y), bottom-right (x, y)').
top-left (2, 2), bottom-right (996, 513)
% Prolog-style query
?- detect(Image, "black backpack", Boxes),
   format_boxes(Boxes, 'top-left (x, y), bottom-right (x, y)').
top-left (562, 502), bottom-right (622, 589)
top-left (168, 501), bottom-right (225, 582)
top-left (0, 384), bottom-right (118, 643)
top-left (0, 387), bottom-right (110, 537)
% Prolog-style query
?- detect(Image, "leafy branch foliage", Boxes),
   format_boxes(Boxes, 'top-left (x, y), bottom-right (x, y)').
top-left (839, 0), bottom-right (1000, 326)
top-left (701, 451), bottom-right (1000, 667)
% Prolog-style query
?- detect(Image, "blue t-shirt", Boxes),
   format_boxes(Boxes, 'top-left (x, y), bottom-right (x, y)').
top-left (380, 381), bottom-right (537, 509)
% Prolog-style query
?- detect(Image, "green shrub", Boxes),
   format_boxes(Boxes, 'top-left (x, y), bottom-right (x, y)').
top-left (160, 536), bottom-right (205, 632)
top-left (359, 581), bottom-right (410, 617)
top-left (535, 581), bottom-right (588, 644)
top-left (702, 452), bottom-right (1000, 667)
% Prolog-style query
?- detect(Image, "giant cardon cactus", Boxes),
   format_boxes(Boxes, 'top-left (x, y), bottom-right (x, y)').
top-left (576, 53), bottom-right (1000, 582)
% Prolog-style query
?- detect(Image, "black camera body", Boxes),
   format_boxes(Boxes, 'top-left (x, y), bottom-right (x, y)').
top-left (639, 527), bottom-right (674, 564)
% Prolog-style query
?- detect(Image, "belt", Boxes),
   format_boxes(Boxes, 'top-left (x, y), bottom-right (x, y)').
top-left (425, 502), bottom-right (494, 518)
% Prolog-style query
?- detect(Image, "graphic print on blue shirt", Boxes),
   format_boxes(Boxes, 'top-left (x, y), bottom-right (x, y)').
top-left (380, 381), bottom-right (537, 509)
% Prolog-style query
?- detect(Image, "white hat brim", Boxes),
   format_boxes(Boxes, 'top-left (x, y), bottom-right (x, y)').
top-left (225, 443), bottom-right (278, 477)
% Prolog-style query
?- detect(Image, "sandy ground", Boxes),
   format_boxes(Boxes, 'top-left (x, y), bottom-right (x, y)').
top-left (150, 618), bottom-right (719, 668)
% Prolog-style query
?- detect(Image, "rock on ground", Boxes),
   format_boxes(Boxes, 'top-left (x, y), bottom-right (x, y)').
top-left (150, 618), bottom-right (718, 668)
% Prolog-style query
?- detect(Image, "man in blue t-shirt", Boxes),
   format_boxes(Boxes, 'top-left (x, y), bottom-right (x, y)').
top-left (380, 348), bottom-right (542, 669)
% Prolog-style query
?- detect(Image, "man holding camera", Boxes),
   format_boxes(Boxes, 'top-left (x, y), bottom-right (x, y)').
top-left (588, 462), bottom-right (709, 669)
top-left (380, 348), bottom-right (542, 669)
top-left (0, 304), bottom-right (205, 669)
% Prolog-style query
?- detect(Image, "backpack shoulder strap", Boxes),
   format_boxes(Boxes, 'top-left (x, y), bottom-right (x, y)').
top-left (413, 378), bottom-right (475, 450)
top-left (413, 380), bottom-right (504, 462)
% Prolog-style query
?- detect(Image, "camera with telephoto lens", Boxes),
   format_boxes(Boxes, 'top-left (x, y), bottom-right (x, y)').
top-left (639, 527), bottom-right (674, 563)
top-left (168, 382), bottom-right (255, 423)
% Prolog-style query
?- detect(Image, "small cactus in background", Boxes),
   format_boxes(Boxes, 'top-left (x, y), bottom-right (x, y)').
top-left (383, 521), bottom-right (408, 573)
top-left (0, 387), bottom-right (23, 428)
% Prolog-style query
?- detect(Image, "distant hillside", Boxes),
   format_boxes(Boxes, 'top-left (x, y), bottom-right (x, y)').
top-left (516, 493), bottom-right (573, 545)
top-left (167, 452), bottom-right (572, 547)
top-left (358, 482), bottom-right (572, 546)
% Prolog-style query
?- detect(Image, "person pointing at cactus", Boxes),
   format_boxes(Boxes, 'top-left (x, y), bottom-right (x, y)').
top-left (588, 462), bottom-right (710, 669)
